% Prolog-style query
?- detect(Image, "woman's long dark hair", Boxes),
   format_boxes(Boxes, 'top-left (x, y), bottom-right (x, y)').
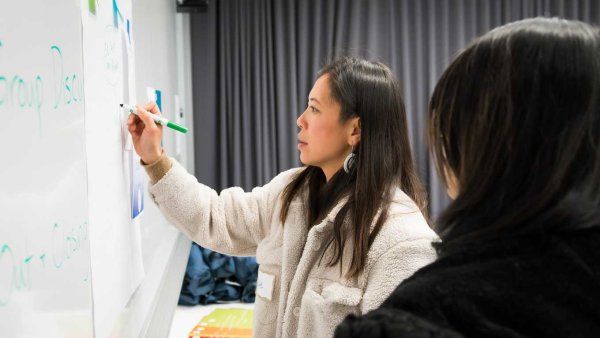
top-left (280, 57), bottom-right (427, 278)
top-left (429, 17), bottom-right (600, 251)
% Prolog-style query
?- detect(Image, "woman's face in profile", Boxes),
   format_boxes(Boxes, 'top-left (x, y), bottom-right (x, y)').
top-left (296, 74), bottom-right (354, 174)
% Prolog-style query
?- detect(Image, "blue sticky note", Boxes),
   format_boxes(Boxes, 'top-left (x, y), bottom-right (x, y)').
top-left (155, 89), bottom-right (162, 112)
top-left (127, 19), bottom-right (131, 44)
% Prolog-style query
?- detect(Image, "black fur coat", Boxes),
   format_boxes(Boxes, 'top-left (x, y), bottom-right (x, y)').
top-left (335, 227), bottom-right (600, 337)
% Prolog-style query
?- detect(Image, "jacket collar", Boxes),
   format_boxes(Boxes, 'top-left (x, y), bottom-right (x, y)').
top-left (322, 188), bottom-right (420, 227)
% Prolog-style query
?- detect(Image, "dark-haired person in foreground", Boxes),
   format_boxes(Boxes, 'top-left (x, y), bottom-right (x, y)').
top-left (335, 17), bottom-right (600, 337)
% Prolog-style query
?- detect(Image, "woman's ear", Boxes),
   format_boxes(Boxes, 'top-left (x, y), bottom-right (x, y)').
top-left (348, 117), bottom-right (361, 146)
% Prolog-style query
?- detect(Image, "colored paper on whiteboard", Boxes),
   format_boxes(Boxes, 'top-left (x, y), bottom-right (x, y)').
top-left (145, 86), bottom-right (162, 111)
top-left (129, 151), bottom-right (144, 219)
top-left (112, 0), bottom-right (124, 28)
top-left (146, 86), bottom-right (156, 101)
top-left (155, 89), bottom-right (162, 111)
top-left (89, 0), bottom-right (97, 14)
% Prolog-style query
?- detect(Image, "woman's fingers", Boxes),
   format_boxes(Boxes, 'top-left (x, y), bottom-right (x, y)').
top-left (144, 101), bottom-right (161, 116)
top-left (127, 114), bottom-right (137, 131)
top-left (127, 121), bottom-right (136, 135)
top-left (135, 105), bottom-right (159, 131)
top-left (127, 113), bottom-right (142, 135)
top-left (127, 112), bottom-right (138, 125)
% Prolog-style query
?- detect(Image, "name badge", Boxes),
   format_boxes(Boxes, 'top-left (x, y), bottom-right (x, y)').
top-left (256, 270), bottom-right (275, 300)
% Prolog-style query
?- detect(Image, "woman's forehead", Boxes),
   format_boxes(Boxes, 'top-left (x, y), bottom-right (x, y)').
top-left (309, 74), bottom-right (334, 104)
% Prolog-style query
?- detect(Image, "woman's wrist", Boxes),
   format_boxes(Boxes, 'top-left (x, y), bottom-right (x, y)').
top-left (141, 149), bottom-right (163, 165)
top-left (141, 150), bottom-right (172, 184)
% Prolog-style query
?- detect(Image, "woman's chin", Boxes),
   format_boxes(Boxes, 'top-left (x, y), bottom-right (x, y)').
top-left (299, 154), bottom-right (313, 167)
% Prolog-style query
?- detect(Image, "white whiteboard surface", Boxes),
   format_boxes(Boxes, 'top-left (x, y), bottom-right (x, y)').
top-left (1, 1), bottom-right (192, 336)
top-left (0, 1), bottom-right (94, 337)
top-left (81, 0), bottom-right (145, 337)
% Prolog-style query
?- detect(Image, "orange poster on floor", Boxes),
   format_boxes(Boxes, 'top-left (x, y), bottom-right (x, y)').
top-left (189, 308), bottom-right (253, 338)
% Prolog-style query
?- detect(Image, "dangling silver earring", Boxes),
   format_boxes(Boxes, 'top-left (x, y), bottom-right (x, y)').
top-left (343, 146), bottom-right (356, 173)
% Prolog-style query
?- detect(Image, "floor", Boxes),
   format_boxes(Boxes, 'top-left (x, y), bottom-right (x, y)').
top-left (168, 303), bottom-right (255, 338)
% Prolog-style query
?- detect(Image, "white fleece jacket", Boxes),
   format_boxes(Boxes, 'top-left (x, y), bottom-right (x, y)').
top-left (144, 155), bottom-right (438, 338)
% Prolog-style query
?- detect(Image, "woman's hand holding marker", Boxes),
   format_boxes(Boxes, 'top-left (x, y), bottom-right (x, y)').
top-left (126, 102), bottom-right (163, 164)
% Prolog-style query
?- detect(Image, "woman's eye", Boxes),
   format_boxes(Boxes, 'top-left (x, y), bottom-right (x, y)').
top-left (309, 105), bottom-right (318, 113)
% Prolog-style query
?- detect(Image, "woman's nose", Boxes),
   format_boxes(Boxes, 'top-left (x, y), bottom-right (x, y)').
top-left (297, 112), bottom-right (305, 129)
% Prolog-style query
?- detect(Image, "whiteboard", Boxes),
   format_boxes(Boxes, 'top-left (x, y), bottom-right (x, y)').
top-left (81, 0), bottom-right (146, 337)
top-left (0, 1), bottom-right (94, 337)
top-left (1, 0), bottom-right (146, 337)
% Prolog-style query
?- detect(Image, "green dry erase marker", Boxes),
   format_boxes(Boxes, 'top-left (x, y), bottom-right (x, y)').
top-left (121, 103), bottom-right (188, 134)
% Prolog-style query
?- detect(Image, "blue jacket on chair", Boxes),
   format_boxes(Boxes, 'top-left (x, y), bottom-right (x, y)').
top-left (179, 244), bottom-right (258, 305)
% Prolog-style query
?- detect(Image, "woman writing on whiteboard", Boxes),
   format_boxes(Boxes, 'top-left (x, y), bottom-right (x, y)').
top-left (127, 57), bottom-right (438, 338)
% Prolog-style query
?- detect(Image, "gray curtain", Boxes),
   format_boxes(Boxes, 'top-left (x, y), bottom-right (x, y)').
top-left (190, 0), bottom-right (600, 219)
